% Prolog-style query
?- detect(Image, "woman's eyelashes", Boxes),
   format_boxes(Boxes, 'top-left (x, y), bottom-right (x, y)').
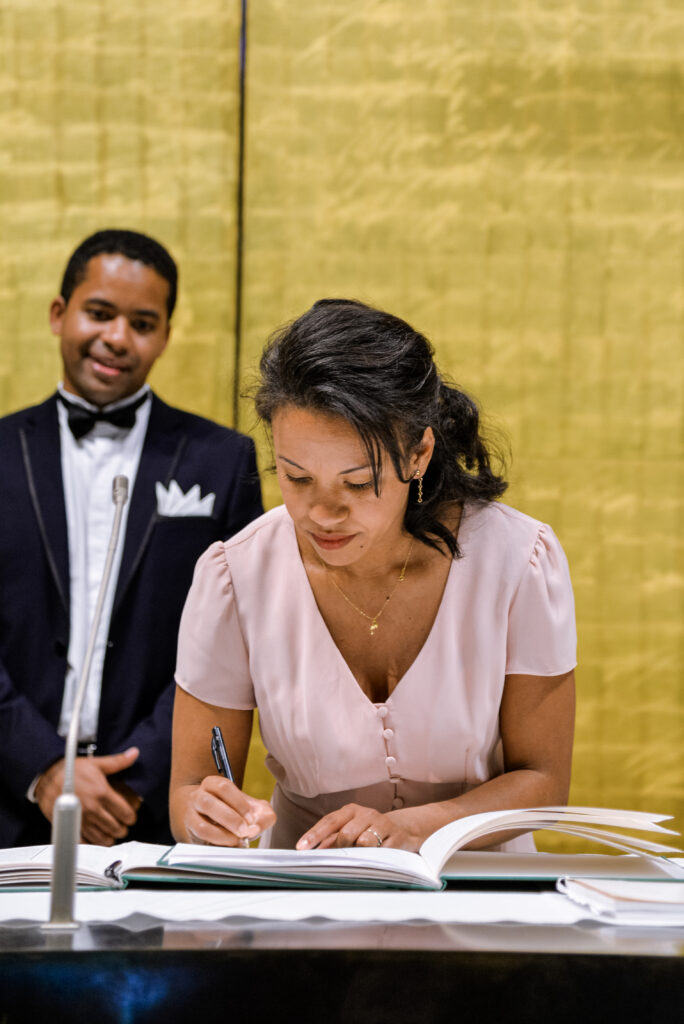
top-left (284, 473), bottom-right (373, 492)
top-left (345, 480), bottom-right (374, 492)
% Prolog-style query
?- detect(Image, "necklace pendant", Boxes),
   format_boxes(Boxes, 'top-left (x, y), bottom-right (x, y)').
top-left (369, 621), bottom-right (379, 636)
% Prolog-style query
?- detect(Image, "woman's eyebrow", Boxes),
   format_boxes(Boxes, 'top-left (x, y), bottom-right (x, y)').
top-left (277, 455), bottom-right (307, 470)
top-left (277, 455), bottom-right (370, 474)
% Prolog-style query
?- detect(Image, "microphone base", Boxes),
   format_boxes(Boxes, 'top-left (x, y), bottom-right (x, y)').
top-left (41, 793), bottom-right (82, 931)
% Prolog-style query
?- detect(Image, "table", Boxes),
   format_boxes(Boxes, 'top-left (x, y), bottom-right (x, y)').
top-left (0, 892), bottom-right (682, 1023)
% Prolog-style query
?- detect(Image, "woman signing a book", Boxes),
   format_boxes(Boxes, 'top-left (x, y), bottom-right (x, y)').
top-left (169, 299), bottom-right (577, 852)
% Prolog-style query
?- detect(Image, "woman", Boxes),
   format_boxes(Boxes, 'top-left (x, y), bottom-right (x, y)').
top-left (170, 299), bottom-right (576, 852)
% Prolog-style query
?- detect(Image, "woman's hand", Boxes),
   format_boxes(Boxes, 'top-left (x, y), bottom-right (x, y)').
top-left (296, 803), bottom-right (427, 852)
top-left (170, 692), bottom-right (274, 845)
top-left (182, 774), bottom-right (276, 847)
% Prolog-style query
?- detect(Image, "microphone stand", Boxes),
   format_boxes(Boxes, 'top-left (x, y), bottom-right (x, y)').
top-left (42, 475), bottom-right (129, 930)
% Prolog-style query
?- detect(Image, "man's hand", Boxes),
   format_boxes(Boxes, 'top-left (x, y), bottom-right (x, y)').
top-left (34, 747), bottom-right (142, 846)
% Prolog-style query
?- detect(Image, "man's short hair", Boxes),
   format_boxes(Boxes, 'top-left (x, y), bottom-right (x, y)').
top-left (59, 228), bottom-right (178, 318)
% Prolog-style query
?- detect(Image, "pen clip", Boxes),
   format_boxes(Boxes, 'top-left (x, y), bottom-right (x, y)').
top-left (211, 724), bottom-right (234, 781)
top-left (211, 733), bottom-right (222, 775)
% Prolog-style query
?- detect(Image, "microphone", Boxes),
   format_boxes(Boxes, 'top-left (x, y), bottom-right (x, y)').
top-left (43, 475), bottom-right (129, 930)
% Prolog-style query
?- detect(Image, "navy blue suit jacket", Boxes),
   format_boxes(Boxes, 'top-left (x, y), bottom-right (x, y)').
top-left (0, 393), bottom-right (263, 847)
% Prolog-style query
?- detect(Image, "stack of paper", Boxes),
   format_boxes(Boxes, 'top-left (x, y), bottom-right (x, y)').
top-left (557, 878), bottom-right (684, 927)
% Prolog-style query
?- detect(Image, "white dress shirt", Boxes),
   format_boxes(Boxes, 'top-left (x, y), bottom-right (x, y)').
top-left (56, 384), bottom-right (151, 742)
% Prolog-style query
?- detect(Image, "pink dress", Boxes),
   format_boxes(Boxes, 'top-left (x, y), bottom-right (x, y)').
top-left (175, 502), bottom-right (577, 849)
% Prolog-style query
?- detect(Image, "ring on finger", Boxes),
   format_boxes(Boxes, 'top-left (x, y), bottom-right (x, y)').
top-left (364, 826), bottom-right (383, 847)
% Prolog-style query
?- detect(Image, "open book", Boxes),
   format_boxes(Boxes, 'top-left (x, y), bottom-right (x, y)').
top-left (161, 805), bottom-right (684, 890)
top-left (1, 805), bottom-right (680, 892)
top-left (0, 842), bottom-right (171, 891)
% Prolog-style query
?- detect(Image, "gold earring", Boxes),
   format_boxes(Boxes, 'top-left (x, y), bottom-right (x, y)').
top-left (414, 471), bottom-right (423, 504)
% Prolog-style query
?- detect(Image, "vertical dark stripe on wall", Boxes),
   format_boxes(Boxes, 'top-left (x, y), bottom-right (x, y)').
top-left (232, 0), bottom-right (248, 427)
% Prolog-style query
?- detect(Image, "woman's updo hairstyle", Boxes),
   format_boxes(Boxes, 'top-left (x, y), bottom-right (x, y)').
top-left (255, 299), bottom-right (507, 557)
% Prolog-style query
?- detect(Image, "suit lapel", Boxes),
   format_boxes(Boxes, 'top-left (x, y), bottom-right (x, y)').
top-left (19, 395), bottom-right (70, 611)
top-left (113, 395), bottom-right (187, 613)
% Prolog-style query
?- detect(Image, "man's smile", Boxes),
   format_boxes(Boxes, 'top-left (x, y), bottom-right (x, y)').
top-left (85, 351), bottom-right (132, 379)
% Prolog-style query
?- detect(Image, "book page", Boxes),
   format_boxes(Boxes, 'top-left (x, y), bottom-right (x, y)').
top-left (109, 842), bottom-right (174, 879)
top-left (0, 845), bottom-right (52, 870)
top-left (0, 842), bottom-right (173, 889)
top-left (164, 843), bottom-right (441, 888)
top-left (441, 852), bottom-right (683, 881)
top-left (418, 807), bottom-right (679, 878)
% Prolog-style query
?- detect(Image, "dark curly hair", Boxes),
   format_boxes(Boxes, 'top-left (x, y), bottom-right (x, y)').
top-left (59, 228), bottom-right (178, 318)
top-left (254, 299), bottom-right (508, 557)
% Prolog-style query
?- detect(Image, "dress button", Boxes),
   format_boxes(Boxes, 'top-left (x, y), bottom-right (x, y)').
top-left (382, 728), bottom-right (394, 739)
top-left (376, 705), bottom-right (388, 719)
top-left (392, 797), bottom-right (404, 809)
top-left (385, 756), bottom-right (396, 768)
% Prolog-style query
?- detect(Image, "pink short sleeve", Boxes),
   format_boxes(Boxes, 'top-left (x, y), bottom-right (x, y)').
top-left (505, 523), bottom-right (577, 676)
top-left (175, 541), bottom-right (256, 709)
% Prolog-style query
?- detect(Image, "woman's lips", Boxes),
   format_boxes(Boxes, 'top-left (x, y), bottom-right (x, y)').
top-left (312, 533), bottom-right (355, 551)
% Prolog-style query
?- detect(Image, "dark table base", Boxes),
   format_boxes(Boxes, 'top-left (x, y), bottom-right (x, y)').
top-left (0, 922), bottom-right (683, 1024)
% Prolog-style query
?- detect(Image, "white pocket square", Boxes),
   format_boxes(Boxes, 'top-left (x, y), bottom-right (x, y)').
top-left (156, 480), bottom-right (216, 517)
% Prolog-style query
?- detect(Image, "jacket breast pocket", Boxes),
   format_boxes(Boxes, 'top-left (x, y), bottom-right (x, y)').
top-left (149, 515), bottom-right (223, 576)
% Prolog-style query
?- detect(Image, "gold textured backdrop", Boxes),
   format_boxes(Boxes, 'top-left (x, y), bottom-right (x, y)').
top-left (0, 0), bottom-right (242, 422)
top-left (240, 0), bottom-right (684, 844)
top-left (1, 1), bottom-right (682, 846)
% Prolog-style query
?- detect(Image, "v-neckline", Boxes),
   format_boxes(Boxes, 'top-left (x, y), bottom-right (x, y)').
top-left (290, 509), bottom-right (470, 709)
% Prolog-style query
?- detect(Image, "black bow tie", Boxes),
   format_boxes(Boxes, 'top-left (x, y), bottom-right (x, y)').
top-left (59, 393), bottom-right (149, 440)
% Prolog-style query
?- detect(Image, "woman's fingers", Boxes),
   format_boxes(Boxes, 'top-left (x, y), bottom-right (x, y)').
top-left (201, 774), bottom-right (257, 818)
top-left (187, 813), bottom-right (251, 847)
top-left (314, 831), bottom-right (341, 850)
top-left (298, 805), bottom-right (420, 853)
top-left (194, 788), bottom-right (257, 839)
top-left (296, 806), bottom-right (356, 850)
top-left (337, 814), bottom-right (390, 848)
top-left (353, 824), bottom-right (388, 848)
top-left (186, 777), bottom-right (276, 846)
top-left (297, 804), bottom-right (388, 850)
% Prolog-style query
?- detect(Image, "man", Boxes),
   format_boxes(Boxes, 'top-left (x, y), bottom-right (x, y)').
top-left (0, 229), bottom-right (263, 847)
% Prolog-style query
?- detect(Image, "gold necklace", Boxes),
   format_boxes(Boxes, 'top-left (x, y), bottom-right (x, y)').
top-left (319, 537), bottom-right (414, 638)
